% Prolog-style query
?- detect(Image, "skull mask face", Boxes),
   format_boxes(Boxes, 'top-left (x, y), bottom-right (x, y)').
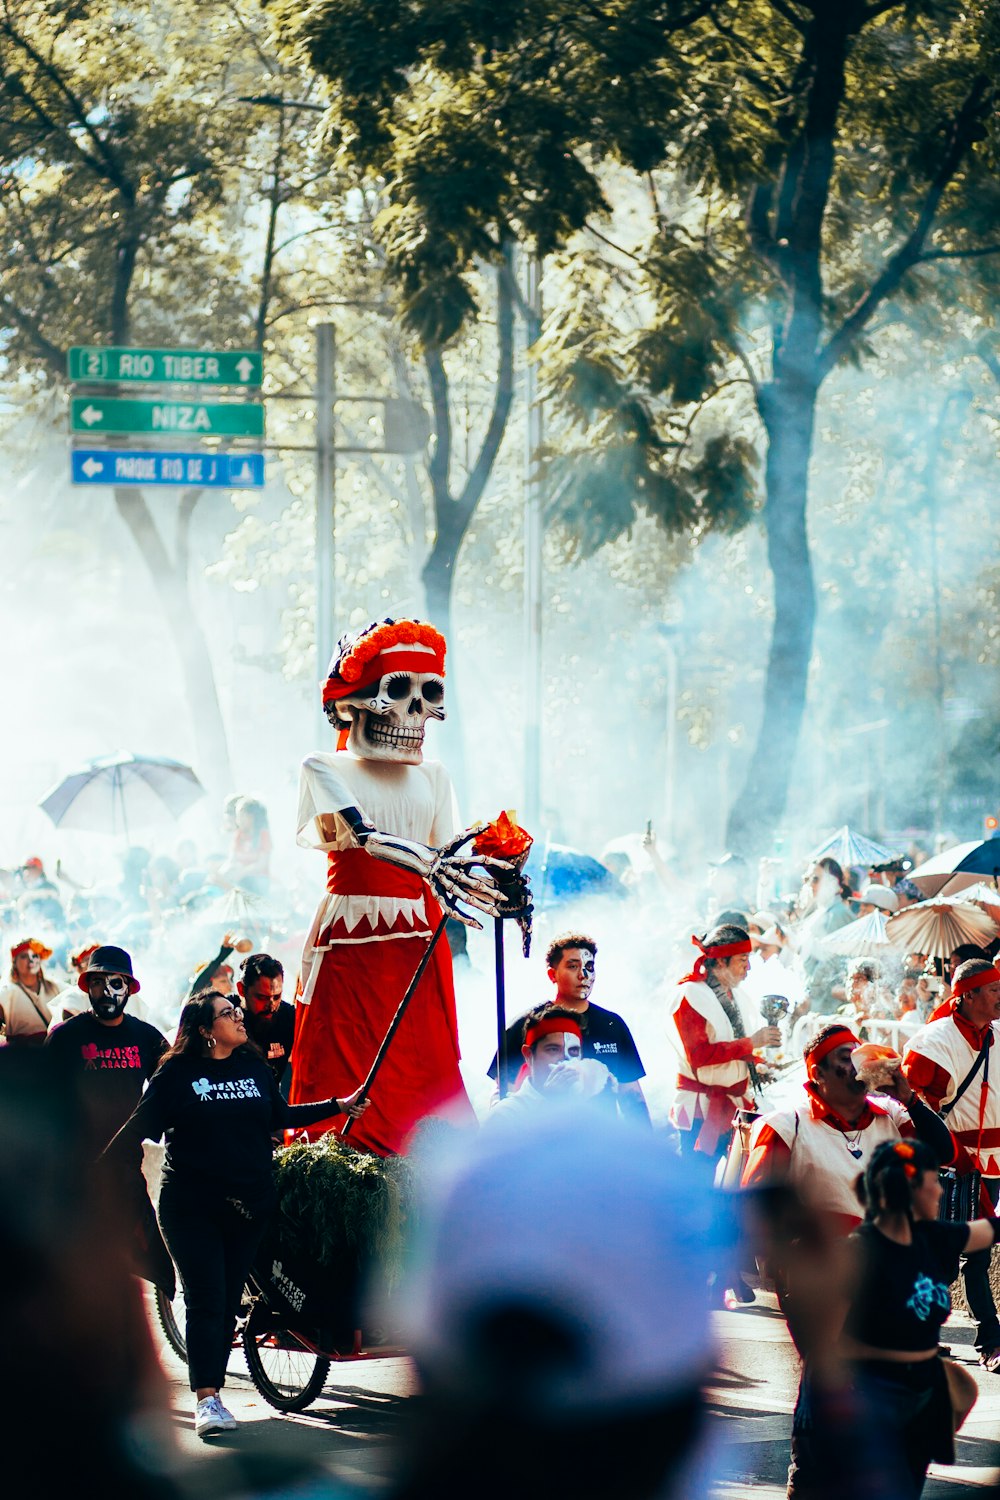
top-left (339, 670), bottom-right (446, 764)
top-left (88, 972), bottom-right (131, 1021)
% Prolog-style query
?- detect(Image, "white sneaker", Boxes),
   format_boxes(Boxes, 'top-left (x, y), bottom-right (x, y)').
top-left (194, 1394), bottom-right (238, 1437)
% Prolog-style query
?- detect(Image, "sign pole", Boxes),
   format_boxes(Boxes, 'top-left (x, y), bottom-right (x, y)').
top-left (315, 323), bottom-right (336, 741)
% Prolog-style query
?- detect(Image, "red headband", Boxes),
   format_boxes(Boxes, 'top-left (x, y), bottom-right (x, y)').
top-left (322, 622), bottom-right (446, 706)
top-left (11, 937), bottom-right (51, 962)
top-left (681, 933), bottom-right (753, 983)
top-left (953, 967), bottom-right (1000, 1000)
top-left (523, 1016), bottom-right (583, 1050)
top-left (805, 1027), bottom-right (860, 1079)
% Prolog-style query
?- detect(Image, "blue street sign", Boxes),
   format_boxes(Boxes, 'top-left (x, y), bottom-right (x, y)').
top-left (71, 448), bottom-right (265, 489)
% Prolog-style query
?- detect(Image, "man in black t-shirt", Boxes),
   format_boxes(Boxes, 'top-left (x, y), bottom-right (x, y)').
top-left (236, 952), bottom-right (296, 1088)
top-left (45, 944), bottom-right (172, 1292)
top-left (488, 931), bottom-right (650, 1125)
top-left (45, 943), bottom-right (168, 1152)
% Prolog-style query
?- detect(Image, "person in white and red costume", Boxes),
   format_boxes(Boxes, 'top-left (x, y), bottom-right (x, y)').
top-left (742, 1023), bottom-right (953, 1236)
top-left (290, 618), bottom-right (508, 1157)
top-left (667, 924), bottom-right (780, 1169)
top-left (903, 959), bottom-right (1000, 1370)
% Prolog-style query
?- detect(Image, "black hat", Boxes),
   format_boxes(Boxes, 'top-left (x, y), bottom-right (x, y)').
top-left (78, 944), bottom-right (140, 994)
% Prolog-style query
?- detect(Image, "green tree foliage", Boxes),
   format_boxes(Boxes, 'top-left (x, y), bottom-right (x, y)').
top-left (269, 0), bottom-right (1000, 850)
top-left (0, 0), bottom-right (333, 786)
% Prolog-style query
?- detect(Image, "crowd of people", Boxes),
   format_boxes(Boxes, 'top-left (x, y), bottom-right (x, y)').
top-left (3, 811), bottom-right (1000, 1499)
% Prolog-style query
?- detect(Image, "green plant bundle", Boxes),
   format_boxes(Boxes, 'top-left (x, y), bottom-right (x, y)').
top-left (272, 1135), bottom-right (416, 1293)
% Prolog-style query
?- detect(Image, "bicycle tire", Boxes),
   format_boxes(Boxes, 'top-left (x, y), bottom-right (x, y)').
top-left (155, 1283), bottom-right (187, 1362)
top-left (242, 1306), bottom-right (330, 1413)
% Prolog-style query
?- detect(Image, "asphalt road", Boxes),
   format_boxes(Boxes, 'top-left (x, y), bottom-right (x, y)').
top-left (146, 1289), bottom-right (1000, 1497)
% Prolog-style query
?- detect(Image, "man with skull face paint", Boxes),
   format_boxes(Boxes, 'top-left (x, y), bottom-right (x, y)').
top-left (291, 618), bottom-right (510, 1156)
top-left (46, 945), bottom-right (169, 1156)
top-left (46, 945), bottom-right (173, 1293)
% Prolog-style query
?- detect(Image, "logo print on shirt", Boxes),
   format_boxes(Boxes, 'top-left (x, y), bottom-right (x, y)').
top-left (191, 1077), bottom-right (263, 1101)
top-left (906, 1273), bottom-right (950, 1322)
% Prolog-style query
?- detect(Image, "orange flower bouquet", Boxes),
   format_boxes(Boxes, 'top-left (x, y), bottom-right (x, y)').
top-left (474, 811), bottom-right (534, 956)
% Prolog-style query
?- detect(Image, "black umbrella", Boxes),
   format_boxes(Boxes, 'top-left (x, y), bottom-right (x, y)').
top-left (39, 753), bottom-right (205, 841)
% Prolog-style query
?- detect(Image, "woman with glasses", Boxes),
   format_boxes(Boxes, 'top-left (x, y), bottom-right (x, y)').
top-left (106, 991), bottom-right (368, 1439)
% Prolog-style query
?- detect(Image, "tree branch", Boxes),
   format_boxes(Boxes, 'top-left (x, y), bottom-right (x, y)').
top-left (0, 293), bottom-right (64, 376)
top-left (767, 0), bottom-right (808, 32)
top-left (915, 243), bottom-right (1000, 263)
top-left (819, 75), bottom-right (993, 378)
top-left (3, 23), bottom-right (134, 199)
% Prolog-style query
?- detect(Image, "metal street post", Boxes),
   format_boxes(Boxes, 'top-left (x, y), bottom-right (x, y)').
top-left (315, 323), bottom-right (336, 741)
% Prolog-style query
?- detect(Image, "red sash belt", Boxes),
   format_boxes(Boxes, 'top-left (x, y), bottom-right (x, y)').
top-left (326, 847), bottom-right (425, 898)
top-left (674, 1074), bottom-right (748, 1154)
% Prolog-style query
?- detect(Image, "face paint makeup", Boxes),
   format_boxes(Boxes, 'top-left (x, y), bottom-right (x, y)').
top-left (89, 973), bottom-right (130, 1021)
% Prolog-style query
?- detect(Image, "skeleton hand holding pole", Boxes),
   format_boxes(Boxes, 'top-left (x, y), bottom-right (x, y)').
top-left (339, 810), bottom-right (519, 929)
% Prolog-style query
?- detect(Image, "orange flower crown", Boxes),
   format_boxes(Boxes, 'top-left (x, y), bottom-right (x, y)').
top-left (322, 619), bottom-right (447, 706)
top-left (11, 937), bottom-right (52, 962)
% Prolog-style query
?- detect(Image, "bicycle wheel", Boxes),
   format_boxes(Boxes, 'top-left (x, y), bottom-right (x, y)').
top-left (242, 1306), bottom-right (330, 1413)
top-left (155, 1281), bottom-right (187, 1362)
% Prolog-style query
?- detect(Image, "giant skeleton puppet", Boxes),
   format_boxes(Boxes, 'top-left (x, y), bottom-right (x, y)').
top-left (289, 618), bottom-right (511, 1156)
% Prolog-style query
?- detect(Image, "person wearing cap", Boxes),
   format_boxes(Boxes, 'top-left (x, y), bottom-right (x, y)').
top-left (390, 1111), bottom-right (732, 1500)
top-left (488, 933), bottom-right (649, 1123)
top-left (45, 945), bottom-right (169, 1154)
top-left (18, 855), bottom-right (58, 894)
top-left (0, 938), bottom-right (60, 1046)
top-left (742, 1022), bottom-right (953, 1238)
top-left (487, 1005), bottom-right (617, 1125)
top-left (902, 958), bottom-right (1000, 1371)
top-left (856, 883), bottom-right (899, 917)
top-left (668, 924), bottom-right (780, 1169)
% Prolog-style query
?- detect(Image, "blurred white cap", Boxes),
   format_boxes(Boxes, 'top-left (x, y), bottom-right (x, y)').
top-left (860, 883), bottom-right (899, 913)
top-left (400, 1110), bottom-right (733, 1413)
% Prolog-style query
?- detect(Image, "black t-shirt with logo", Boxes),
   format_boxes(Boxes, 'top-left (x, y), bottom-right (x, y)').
top-left (488, 1001), bottom-right (645, 1092)
top-left (45, 1011), bottom-right (168, 1156)
top-left (107, 1050), bottom-right (336, 1194)
top-left (244, 1001), bottom-right (296, 1085)
top-left (844, 1219), bottom-right (970, 1352)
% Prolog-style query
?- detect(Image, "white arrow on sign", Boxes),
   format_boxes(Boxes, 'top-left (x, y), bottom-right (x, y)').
top-left (81, 404), bottom-right (103, 426)
top-left (82, 456), bottom-right (104, 478)
top-left (235, 356), bottom-right (254, 382)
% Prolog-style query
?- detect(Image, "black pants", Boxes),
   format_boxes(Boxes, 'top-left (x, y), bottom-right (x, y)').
top-left (962, 1176), bottom-right (1000, 1353)
top-left (158, 1176), bottom-right (273, 1392)
top-left (788, 1357), bottom-right (947, 1500)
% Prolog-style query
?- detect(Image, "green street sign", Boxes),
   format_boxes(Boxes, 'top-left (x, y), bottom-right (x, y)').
top-left (70, 395), bottom-right (265, 438)
top-left (68, 345), bottom-right (263, 387)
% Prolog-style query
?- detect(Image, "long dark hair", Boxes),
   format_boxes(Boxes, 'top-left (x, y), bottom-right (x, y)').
top-left (859, 1139), bottom-right (938, 1219)
top-left (816, 857), bottom-right (852, 903)
top-left (156, 994), bottom-right (258, 1071)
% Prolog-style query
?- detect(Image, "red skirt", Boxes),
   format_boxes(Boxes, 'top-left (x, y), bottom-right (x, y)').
top-left (289, 902), bottom-right (475, 1156)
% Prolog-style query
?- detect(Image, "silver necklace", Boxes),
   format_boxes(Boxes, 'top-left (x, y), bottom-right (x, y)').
top-left (844, 1126), bottom-right (864, 1160)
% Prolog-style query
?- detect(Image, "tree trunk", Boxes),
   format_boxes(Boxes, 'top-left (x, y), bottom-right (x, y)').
top-left (115, 487), bottom-right (233, 796)
top-left (725, 379), bottom-right (817, 854)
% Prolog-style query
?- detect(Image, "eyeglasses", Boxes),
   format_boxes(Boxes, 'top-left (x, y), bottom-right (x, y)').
top-left (215, 1005), bottom-right (244, 1022)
